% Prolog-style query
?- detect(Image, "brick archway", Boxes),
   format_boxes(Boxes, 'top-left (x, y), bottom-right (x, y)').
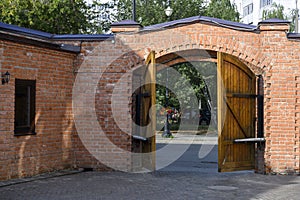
top-left (73, 18), bottom-right (299, 175)
top-left (113, 21), bottom-right (274, 76)
top-left (140, 40), bottom-right (272, 75)
top-left (77, 25), bottom-right (273, 173)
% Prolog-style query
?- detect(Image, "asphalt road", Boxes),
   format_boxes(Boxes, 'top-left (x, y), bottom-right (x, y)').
top-left (156, 133), bottom-right (219, 173)
top-left (156, 143), bottom-right (218, 173)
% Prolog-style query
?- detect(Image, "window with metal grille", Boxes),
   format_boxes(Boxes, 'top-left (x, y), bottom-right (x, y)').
top-left (14, 79), bottom-right (36, 135)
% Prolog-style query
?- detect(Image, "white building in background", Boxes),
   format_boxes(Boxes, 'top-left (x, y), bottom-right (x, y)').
top-left (231, 0), bottom-right (299, 27)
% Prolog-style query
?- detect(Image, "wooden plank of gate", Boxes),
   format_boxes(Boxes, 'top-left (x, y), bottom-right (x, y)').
top-left (217, 52), bottom-right (224, 171)
top-left (149, 51), bottom-right (156, 170)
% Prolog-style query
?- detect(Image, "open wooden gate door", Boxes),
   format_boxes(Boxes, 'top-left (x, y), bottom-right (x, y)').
top-left (142, 50), bottom-right (156, 168)
top-left (132, 51), bottom-right (156, 171)
top-left (217, 52), bottom-right (256, 172)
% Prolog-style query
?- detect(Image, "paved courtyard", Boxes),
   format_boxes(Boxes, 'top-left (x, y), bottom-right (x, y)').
top-left (1, 134), bottom-right (300, 200)
top-left (1, 170), bottom-right (300, 200)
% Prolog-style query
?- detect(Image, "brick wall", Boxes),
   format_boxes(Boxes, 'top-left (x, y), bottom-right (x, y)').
top-left (261, 26), bottom-right (300, 174)
top-left (70, 40), bottom-right (138, 172)
top-left (0, 40), bottom-right (76, 180)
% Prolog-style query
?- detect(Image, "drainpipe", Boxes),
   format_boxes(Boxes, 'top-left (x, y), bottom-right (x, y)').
top-left (296, 0), bottom-right (299, 32)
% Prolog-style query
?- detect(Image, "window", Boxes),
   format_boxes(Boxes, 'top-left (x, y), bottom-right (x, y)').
top-left (243, 3), bottom-right (253, 17)
top-left (15, 79), bottom-right (36, 135)
top-left (260, 0), bottom-right (272, 8)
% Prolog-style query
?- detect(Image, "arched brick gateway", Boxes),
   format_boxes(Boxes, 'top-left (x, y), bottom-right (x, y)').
top-left (1, 16), bottom-right (300, 180)
top-left (74, 16), bottom-right (300, 174)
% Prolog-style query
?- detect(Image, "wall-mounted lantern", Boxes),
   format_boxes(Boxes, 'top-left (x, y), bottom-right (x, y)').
top-left (165, 6), bottom-right (173, 18)
top-left (2, 71), bottom-right (10, 85)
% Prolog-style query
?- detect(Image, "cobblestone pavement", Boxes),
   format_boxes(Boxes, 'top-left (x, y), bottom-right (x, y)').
top-left (1, 171), bottom-right (300, 200)
top-left (1, 134), bottom-right (300, 200)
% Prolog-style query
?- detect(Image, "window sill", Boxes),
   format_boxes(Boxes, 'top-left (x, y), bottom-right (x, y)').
top-left (14, 132), bottom-right (37, 137)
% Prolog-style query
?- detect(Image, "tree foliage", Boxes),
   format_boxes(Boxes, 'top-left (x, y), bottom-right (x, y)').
top-left (262, 3), bottom-right (295, 32)
top-left (262, 3), bottom-right (285, 20)
top-left (115, 0), bottom-right (240, 27)
top-left (290, 8), bottom-right (298, 32)
top-left (0, 0), bottom-right (96, 34)
top-left (205, 0), bottom-right (240, 22)
top-left (90, 0), bottom-right (118, 33)
top-left (116, 0), bottom-right (207, 26)
top-left (156, 62), bottom-right (217, 116)
top-left (0, 0), bottom-right (241, 33)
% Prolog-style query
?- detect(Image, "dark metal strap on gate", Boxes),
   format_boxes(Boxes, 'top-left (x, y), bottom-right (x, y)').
top-left (234, 138), bottom-right (265, 143)
top-left (257, 75), bottom-right (264, 138)
top-left (132, 135), bottom-right (148, 142)
top-left (227, 93), bottom-right (257, 98)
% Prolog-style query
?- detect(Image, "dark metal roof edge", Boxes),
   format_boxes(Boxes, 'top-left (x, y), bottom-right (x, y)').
top-left (0, 22), bottom-right (113, 42)
top-left (258, 18), bottom-right (291, 25)
top-left (142, 16), bottom-right (257, 32)
top-left (111, 20), bottom-right (142, 27)
top-left (199, 16), bottom-right (257, 31)
top-left (0, 22), bottom-right (115, 53)
top-left (0, 32), bottom-right (80, 54)
top-left (287, 33), bottom-right (300, 40)
top-left (0, 22), bottom-right (53, 39)
top-left (52, 34), bottom-right (114, 41)
top-left (142, 16), bottom-right (200, 31)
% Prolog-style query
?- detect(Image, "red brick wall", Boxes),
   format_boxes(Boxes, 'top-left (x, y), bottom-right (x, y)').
top-left (71, 41), bottom-right (139, 172)
top-left (261, 27), bottom-right (300, 174)
top-left (0, 40), bottom-right (76, 180)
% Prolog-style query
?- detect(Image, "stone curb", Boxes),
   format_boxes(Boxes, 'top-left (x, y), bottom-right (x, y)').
top-left (0, 169), bottom-right (83, 188)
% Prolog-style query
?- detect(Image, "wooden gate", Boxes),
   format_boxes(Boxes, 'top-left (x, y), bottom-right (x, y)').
top-left (217, 52), bottom-right (256, 172)
top-left (132, 51), bottom-right (156, 171)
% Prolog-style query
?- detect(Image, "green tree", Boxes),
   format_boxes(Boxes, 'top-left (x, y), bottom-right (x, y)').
top-left (205, 0), bottom-right (240, 22)
top-left (156, 62), bottom-right (217, 119)
top-left (262, 3), bottom-right (295, 32)
top-left (0, 0), bottom-right (97, 34)
top-left (290, 8), bottom-right (298, 32)
top-left (90, 0), bottom-right (117, 33)
top-left (0, 0), bottom-right (244, 34)
top-left (262, 3), bottom-right (285, 20)
top-left (116, 0), bottom-right (240, 27)
top-left (116, 0), bottom-right (207, 26)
